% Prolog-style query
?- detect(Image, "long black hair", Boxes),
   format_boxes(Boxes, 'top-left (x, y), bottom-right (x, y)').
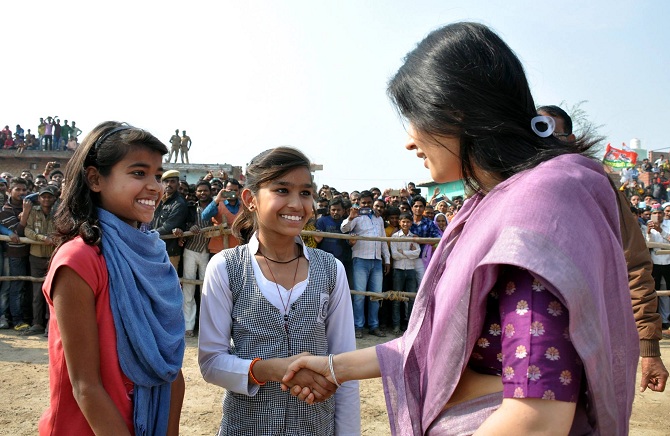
top-left (388, 22), bottom-right (599, 192)
top-left (54, 121), bottom-right (167, 247)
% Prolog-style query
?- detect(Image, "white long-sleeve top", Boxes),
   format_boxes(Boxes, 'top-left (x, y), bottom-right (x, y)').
top-left (645, 219), bottom-right (670, 265)
top-left (390, 229), bottom-right (421, 270)
top-left (198, 233), bottom-right (361, 435)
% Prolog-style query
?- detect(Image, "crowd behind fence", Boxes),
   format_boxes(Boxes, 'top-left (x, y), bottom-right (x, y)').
top-left (2, 229), bottom-right (670, 297)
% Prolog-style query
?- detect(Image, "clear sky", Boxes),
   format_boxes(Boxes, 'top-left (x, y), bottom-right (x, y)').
top-left (4, 1), bottom-right (668, 192)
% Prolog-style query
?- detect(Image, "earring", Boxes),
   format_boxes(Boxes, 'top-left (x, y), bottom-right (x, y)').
top-left (248, 205), bottom-right (255, 211)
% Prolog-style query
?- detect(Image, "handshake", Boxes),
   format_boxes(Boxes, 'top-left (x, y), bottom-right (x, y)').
top-left (259, 352), bottom-right (340, 405)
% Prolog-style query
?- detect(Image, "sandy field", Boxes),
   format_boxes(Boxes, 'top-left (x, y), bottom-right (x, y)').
top-left (1, 330), bottom-right (668, 435)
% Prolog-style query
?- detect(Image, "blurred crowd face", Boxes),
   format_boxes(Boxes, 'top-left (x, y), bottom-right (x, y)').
top-left (411, 201), bottom-right (425, 220)
top-left (329, 204), bottom-right (344, 220)
top-left (196, 184), bottom-right (212, 204)
top-left (373, 199), bottom-right (385, 217)
top-left (387, 214), bottom-right (399, 229)
top-left (435, 214), bottom-right (447, 232)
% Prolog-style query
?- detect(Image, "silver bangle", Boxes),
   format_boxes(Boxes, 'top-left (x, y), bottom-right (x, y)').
top-left (328, 353), bottom-right (342, 388)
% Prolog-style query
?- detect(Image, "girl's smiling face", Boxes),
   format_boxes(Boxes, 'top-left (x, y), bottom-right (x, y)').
top-left (244, 166), bottom-right (314, 240)
top-left (89, 147), bottom-right (164, 227)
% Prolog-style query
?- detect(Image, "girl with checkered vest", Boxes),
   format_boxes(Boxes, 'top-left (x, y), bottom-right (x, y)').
top-left (198, 147), bottom-right (360, 435)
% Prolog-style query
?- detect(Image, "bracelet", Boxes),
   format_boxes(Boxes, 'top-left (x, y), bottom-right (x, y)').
top-left (249, 357), bottom-right (266, 386)
top-left (328, 354), bottom-right (342, 388)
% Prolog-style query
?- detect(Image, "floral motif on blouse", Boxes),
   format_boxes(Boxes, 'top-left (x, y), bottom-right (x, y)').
top-left (515, 345), bottom-right (528, 359)
top-left (466, 266), bottom-right (583, 403)
top-left (542, 390), bottom-right (556, 400)
top-left (527, 365), bottom-right (541, 381)
top-left (477, 338), bottom-right (490, 348)
top-left (545, 347), bottom-right (560, 361)
top-left (559, 370), bottom-right (573, 386)
top-left (530, 321), bottom-right (545, 336)
top-left (547, 301), bottom-right (563, 316)
top-left (489, 323), bottom-right (502, 336)
top-left (516, 300), bottom-right (529, 315)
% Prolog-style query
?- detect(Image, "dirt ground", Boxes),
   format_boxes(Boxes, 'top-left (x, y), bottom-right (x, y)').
top-left (1, 330), bottom-right (668, 435)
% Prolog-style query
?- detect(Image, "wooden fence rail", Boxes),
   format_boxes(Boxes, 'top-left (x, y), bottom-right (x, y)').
top-left (1, 229), bottom-right (670, 298)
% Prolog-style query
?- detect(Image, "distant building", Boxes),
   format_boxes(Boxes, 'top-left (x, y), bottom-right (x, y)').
top-left (416, 180), bottom-right (465, 202)
top-left (0, 149), bottom-right (242, 184)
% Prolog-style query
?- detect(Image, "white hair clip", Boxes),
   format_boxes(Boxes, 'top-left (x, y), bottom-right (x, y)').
top-left (530, 115), bottom-right (555, 138)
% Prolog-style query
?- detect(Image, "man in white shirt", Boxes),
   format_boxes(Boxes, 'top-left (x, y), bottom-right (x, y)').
top-left (341, 190), bottom-right (390, 338)
top-left (645, 205), bottom-right (670, 330)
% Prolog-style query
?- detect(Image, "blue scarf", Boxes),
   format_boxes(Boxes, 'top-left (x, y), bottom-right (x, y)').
top-left (98, 208), bottom-right (185, 435)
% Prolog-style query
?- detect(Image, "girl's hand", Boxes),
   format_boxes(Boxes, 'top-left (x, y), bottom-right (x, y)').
top-left (283, 367), bottom-right (338, 403)
top-left (282, 355), bottom-right (331, 404)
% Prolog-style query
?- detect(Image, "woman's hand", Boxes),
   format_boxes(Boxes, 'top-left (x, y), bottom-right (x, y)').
top-left (253, 353), bottom-right (336, 403)
top-left (281, 355), bottom-right (331, 404)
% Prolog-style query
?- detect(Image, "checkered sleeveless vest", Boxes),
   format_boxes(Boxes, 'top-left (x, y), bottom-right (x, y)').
top-left (218, 245), bottom-right (337, 436)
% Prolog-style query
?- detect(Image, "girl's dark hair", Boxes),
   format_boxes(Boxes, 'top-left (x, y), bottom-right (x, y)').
top-left (388, 22), bottom-right (599, 193)
top-left (386, 206), bottom-right (401, 217)
top-left (54, 121), bottom-right (167, 247)
top-left (232, 146), bottom-right (313, 244)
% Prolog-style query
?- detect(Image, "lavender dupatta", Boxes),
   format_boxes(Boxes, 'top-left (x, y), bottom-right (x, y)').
top-left (376, 154), bottom-right (638, 435)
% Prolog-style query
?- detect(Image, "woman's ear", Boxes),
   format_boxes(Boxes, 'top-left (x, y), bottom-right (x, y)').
top-left (85, 166), bottom-right (102, 192)
top-left (240, 188), bottom-right (256, 210)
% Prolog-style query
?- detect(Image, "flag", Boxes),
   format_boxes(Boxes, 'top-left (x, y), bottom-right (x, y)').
top-left (603, 143), bottom-right (638, 168)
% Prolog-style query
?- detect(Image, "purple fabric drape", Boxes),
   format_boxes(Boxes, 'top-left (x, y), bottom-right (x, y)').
top-left (376, 154), bottom-right (638, 435)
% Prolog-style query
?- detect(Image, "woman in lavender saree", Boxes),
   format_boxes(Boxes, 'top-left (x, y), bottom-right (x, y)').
top-left (283, 22), bottom-right (638, 435)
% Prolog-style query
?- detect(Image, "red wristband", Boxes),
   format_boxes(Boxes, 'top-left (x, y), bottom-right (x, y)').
top-left (249, 357), bottom-right (266, 386)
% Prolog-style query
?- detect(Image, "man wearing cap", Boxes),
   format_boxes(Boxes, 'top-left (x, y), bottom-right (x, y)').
top-left (151, 170), bottom-right (188, 270)
top-left (23, 185), bottom-right (58, 336)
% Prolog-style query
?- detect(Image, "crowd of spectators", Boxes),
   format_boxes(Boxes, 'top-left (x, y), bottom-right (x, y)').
top-left (1, 117), bottom-right (83, 153)
top-left (0, 162), bottom-right (465, 339)
top-left (620, 160), bottom-right (670, 333)
top-left (0, 162), bottom-right (64, 333)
